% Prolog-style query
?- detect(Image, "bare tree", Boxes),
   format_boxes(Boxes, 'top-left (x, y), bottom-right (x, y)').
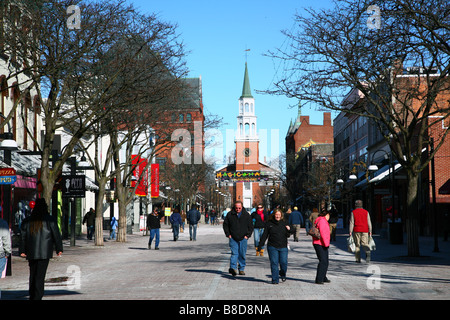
top-left (3, 0), bottom-right (188, 244)
top-left (267, 0), bottom-right (450, 256)
top-left (84, 21), bottom-right (188, 243)
top-left (2, 0), bottom-right (143, 204)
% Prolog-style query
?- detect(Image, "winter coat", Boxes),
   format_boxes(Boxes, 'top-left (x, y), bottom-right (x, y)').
top-left (186, 209), bottom-right (201, 225)
top-left (223, 208), bottom-right (253, 241)
top-left (170, 212), bottom-right (182, 225)
top-left (312, 216), bottom-right (330, 248)
top-left (258, 218), bottom-right (293, 249)
top-left (251, 210), bottom-right (268, 229)
top-left (147, 212), bottom-right (163, 229)
top-left (289, 210), bottom-right (304, 225)
top-left (20, 214), bottom-right (63, 260)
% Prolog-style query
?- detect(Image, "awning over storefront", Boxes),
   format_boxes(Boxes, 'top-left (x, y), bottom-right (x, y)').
top-left (369, 163), bottom-right (402, 184)
top-left (354, 163), bottom-right (402, 188)
top-left (0, 149), bottom-right (98, 191)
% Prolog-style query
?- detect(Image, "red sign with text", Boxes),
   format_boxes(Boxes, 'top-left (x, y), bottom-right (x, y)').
top-left (150, 163), bottom-right (159, 198)
top-left (131, 155), bottom-right (148, 197)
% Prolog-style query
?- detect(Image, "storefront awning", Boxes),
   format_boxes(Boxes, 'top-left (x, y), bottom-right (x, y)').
top-left (369, 163), bottom-right (402, 184)
top-left (353, 163), bottom-right (402, 189)
top-left (0, 149), bottom-right (98, 191)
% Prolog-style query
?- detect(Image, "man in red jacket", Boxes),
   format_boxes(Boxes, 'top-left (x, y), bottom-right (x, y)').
top-left (349, 200), bottom-right (372, 263)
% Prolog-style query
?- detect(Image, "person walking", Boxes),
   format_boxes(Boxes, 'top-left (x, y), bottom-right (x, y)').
top-left (147, 207), bottom-right (164, 250)
top-left (82, 208), bottom-right (95, 240)
top-left (223, 201), bottom-right (253, 276)
top-left (186, 205), bottom-right (201, 241)
top-left (180, 210), bottom-right (186, 233)
top-left (312, 209), bottom-right (331, 284)
top-left (349, 200), bottom-right (372, 263)
top-left (170, 207), bottom-right (182, 241)
top-left (289, 206), bottom-right (303, 242)
top-left (19, 199), bottom-right (63, 300)
top-left (309, 207), bottom-right (320, 225)
top-left (0, 217), bottom-right (11, 279)
top-left (304, 207), bottom-right (312, 235)
top-left (329, 205), bottom-right (339, 242)
top-left (258, 208), bottom-right (294, 284)
top-left (109, 216), bottom-right (118, 240)
top-left (251, 204), bottom-right (268, 256)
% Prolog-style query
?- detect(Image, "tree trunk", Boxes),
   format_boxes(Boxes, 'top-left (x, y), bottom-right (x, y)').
top-left (405, 171), bottom-right (421, 257)
top-left (94, 181), bottom-right (107, 246)
top-left (117, 199), bottom-right (128, 242)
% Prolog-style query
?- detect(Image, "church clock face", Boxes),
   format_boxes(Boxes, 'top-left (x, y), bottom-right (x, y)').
top-left (243, 148), bottom-right (251, 157)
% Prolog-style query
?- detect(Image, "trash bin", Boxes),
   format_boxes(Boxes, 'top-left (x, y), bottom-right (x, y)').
top-left (389, 222), bottom-right (403, 244)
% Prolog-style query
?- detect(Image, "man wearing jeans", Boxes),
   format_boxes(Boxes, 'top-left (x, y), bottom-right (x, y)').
top-left (223, 201), bottom-right (253, 276)
top-left (186, 205), bottom-right (201, 241)
top-left (147, 207), bottom-right (164, 250)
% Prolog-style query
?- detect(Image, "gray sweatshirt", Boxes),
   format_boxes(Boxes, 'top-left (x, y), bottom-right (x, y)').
top-left (0, 218), bottom-right (11, 258)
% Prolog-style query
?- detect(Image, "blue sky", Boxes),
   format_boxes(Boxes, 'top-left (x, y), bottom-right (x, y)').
top-left (129, 0), bottom-right (336, 167)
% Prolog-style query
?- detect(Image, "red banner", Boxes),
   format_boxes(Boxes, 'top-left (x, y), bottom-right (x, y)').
top-left (150, 163), bottom-right (159, 198)
top-left (131, 155), bottom-right (148, 197)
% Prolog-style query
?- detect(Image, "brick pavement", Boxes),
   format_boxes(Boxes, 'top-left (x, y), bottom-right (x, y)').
top-left (1, 223), bottom-right (449, 301)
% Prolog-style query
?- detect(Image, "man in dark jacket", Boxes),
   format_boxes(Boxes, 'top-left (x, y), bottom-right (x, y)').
top-left (147, 207), bottom-right (164, 249)
top-left (186, 205), bottom-right (201, 241)
top-left (20, 198), bottom-right (63, 300)
top-left (83, 208), bottom-right (95, 240)
top-left (288, 206), bottom-right (304, 242)
top-left (223, 201), bottom-right (253, 276)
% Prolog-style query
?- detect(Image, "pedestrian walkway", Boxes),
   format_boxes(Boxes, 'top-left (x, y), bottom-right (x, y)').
top-left (1, 224), bottom-right (449, 301)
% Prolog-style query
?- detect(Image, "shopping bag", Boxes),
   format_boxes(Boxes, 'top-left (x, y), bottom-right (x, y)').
top-left (368, 236), bottom-right (376, 251)
top-left (347, 236), bottom-right (355, 253)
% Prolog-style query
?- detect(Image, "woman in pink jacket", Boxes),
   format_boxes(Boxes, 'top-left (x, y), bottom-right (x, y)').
top-left (312, 210), bottom-right (330, 284)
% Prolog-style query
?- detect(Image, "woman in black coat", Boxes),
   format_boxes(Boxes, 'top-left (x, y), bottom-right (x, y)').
top-left (20, 198), bottom-right (63, 300)
top-left (257, 208), bottom-right (294, 284)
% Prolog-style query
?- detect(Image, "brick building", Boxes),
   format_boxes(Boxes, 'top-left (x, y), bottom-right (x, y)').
top-left (344, 67), bottom-right (450, 238)
top-left (285, 108), bottom-right (334, 208)
top-left (151, 77), bottom-right (206, 207)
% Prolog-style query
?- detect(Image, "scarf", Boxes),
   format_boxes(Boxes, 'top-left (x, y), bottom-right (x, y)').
top-left (257, 209), bottom-right (264, 222)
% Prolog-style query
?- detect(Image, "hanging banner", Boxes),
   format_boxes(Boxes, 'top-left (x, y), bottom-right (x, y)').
top-left (150, 163), bottom-right (159, 198)
top-left (131, 155), bottom-right (148, 197)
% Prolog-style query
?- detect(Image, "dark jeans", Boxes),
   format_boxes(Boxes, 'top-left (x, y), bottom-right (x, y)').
top-left (313, 244), bottom-right (329, 283)
top-left (28, 259), bottom-right (50, 300)
top-left (172, 224), bottom-right (180, 240)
